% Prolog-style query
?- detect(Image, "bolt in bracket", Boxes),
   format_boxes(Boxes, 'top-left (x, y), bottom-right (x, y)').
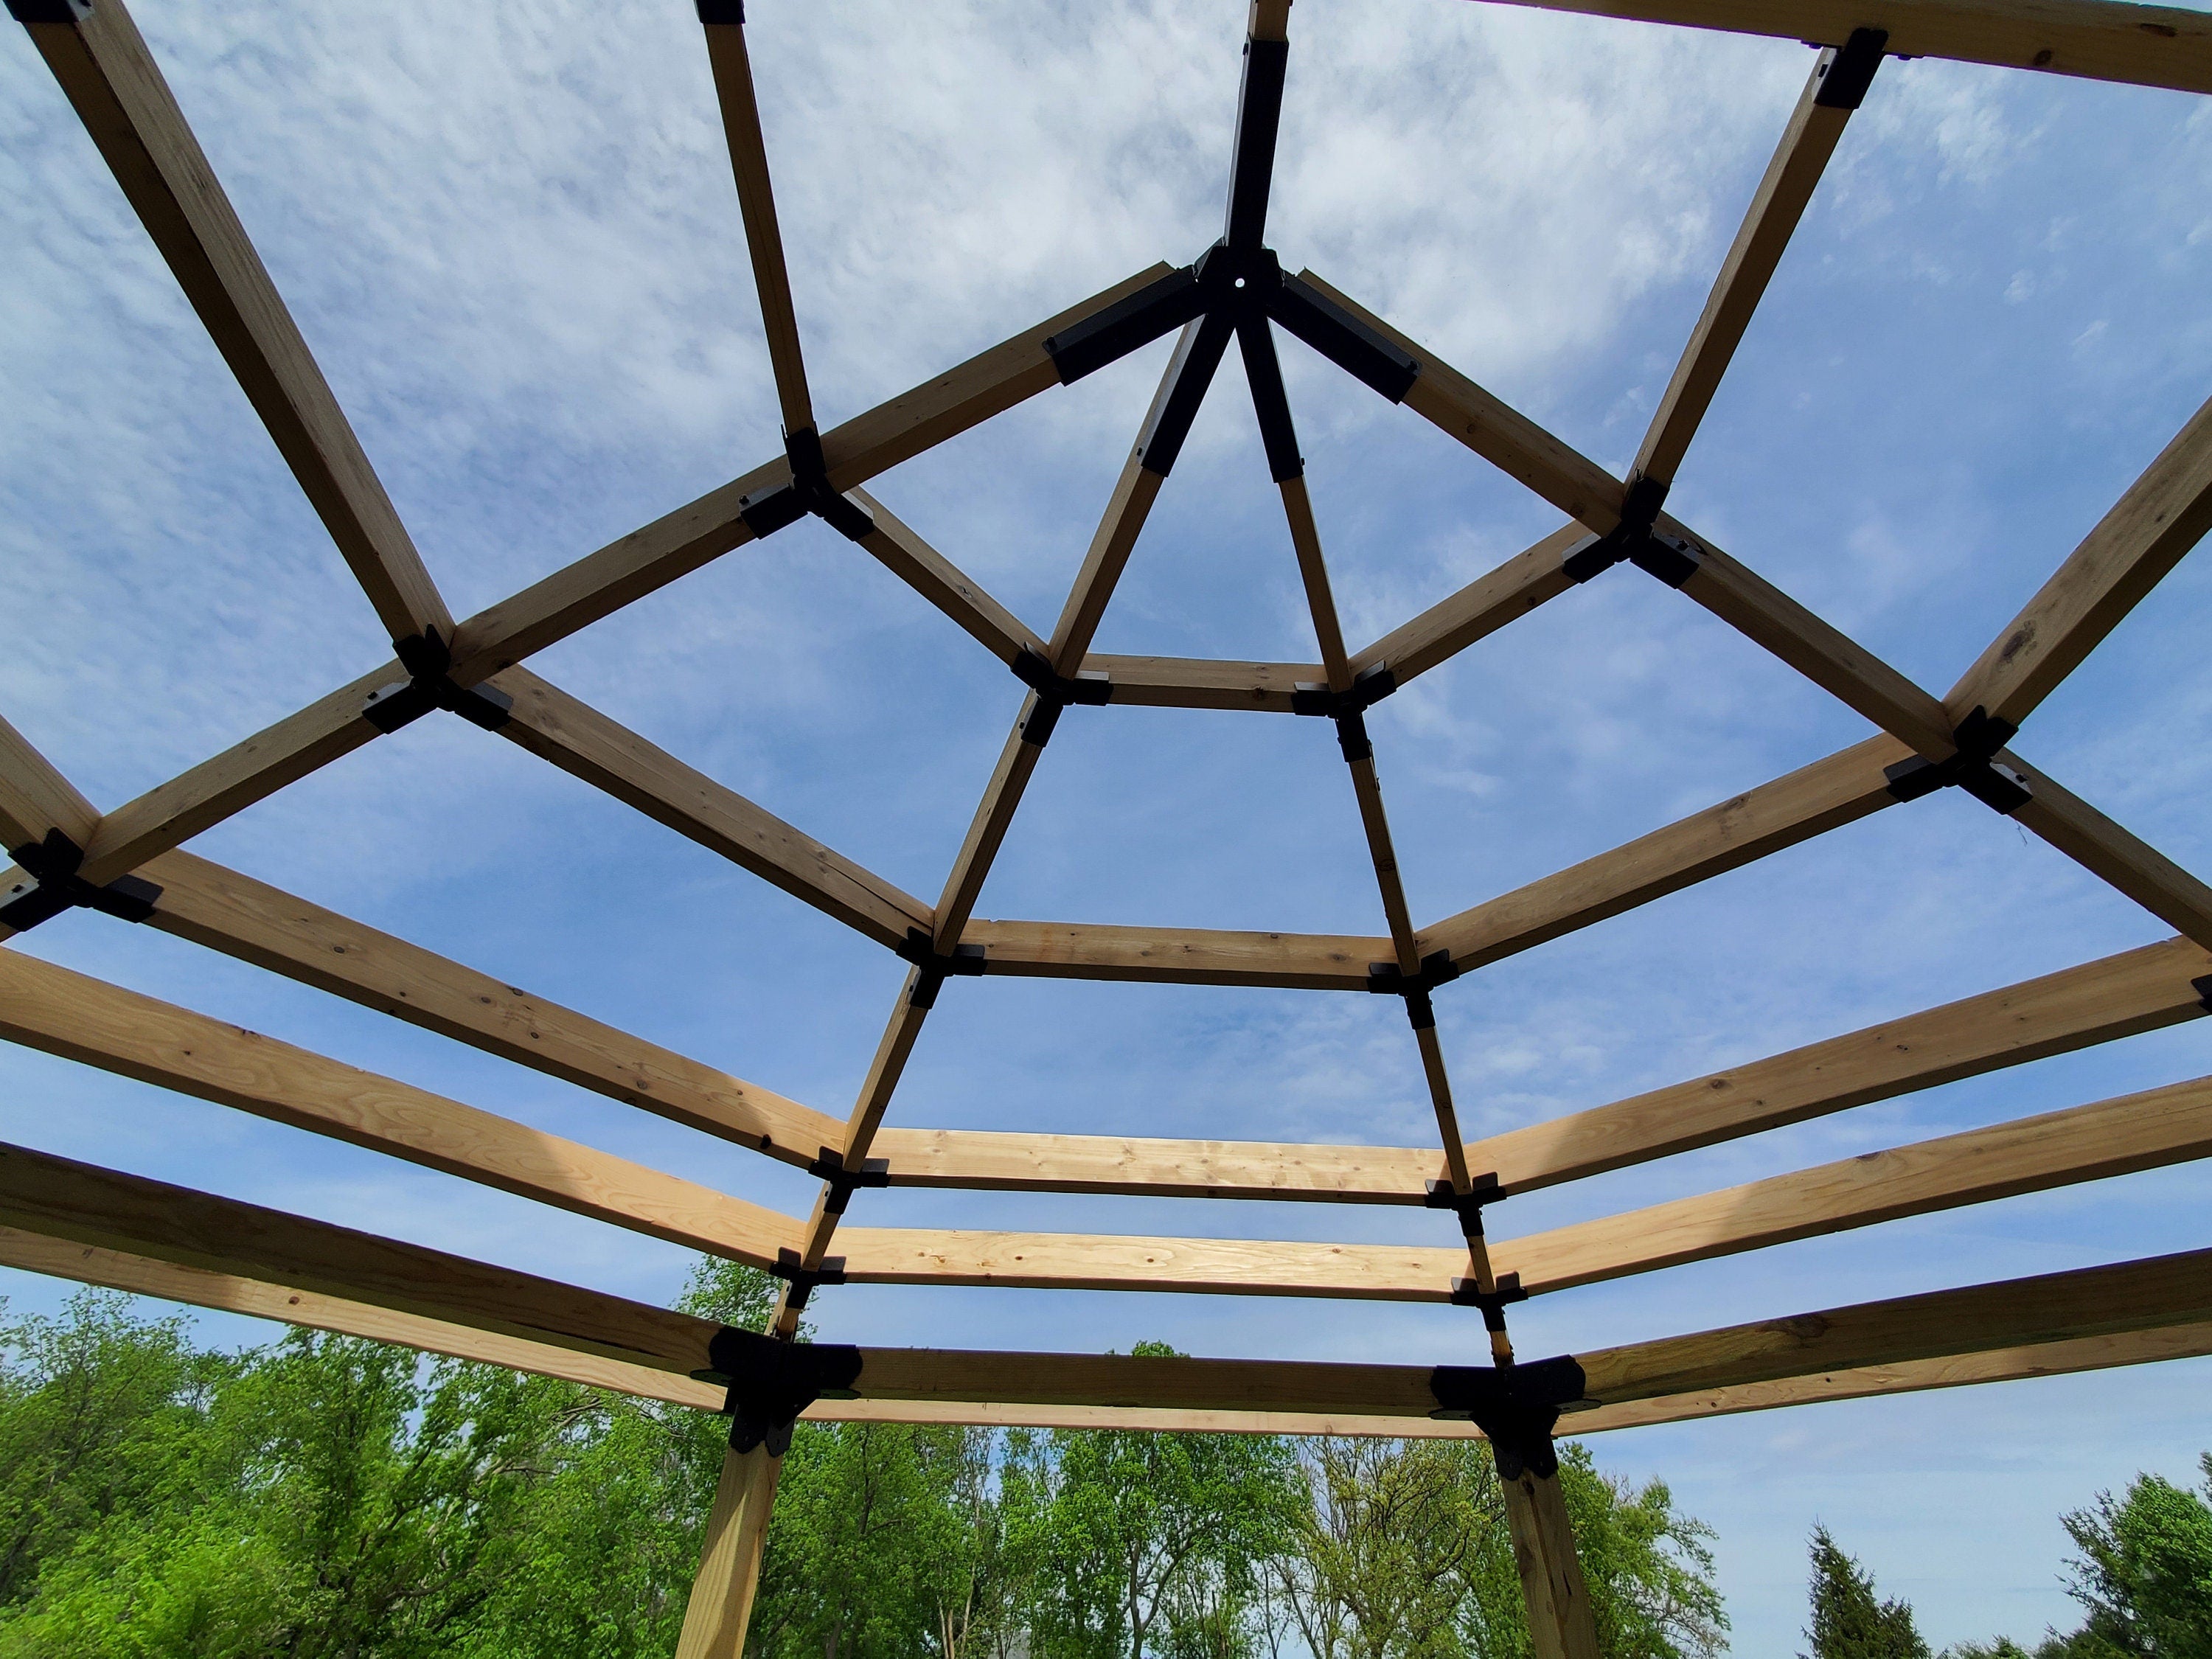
top-left (1882, 706), bottom-right (2033, 815)
top-left (1428, 1353), bottom-right (1588, 1481)
top-left (1368, 948), bottom-right (1464, 1031)
top-left (737, 425), bottom-right (877, 544)
top-left (1424, 1173), bottom-right (1506, 1237)
top-left (895, 927), bottom-right (987, 1009)
top-left (691, 1325), bottom-right (863, 1455)
top-left (362, 629), bottom-right (515, 734)
top-left (809, 1147), bottom-right (892, 1215)
top-left (0, 830), bottom-right (161, 933)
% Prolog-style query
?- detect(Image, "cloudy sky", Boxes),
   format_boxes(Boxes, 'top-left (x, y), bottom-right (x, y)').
top-left (5, 0), bottom-right (2212, 1648)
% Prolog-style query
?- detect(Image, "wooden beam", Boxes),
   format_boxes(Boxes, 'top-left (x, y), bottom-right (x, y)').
top-left (1575, 1244), bottom-right (2212, 1405)
top-left (16, 0), bottom-right (449, 643)
top-left (1418, 733), bottom-right (1910, 971)
top-left (1347, 526), bottom-right (1585, 686)
top-left (850, 489), bottom-right (1043, 665)
top-left (1462, 931), bottom-right (2212, 1193)
top-left (1501, 1469), bottom-right (1601, 1659)
top-left (0, 712), bottom-right (99, 855)
top-left (700, 10), bottom-right (813, 434)
top-left (1492, 1071), bottom-right (2212, 1295)
top-left (6, 1215), bottom-right (2208, 1445)
top-left (868, 1126), bottom-right (1444, 1202)
top-left (444, 264), bottom-right (1178, 686)
top-left (1635, 45), bottom-right (1869, 486)
top-left (135, 849), bottom-right (844, 1162)
top-left (677, 1446), bottom-right (782, 1659)
top-left (2006, 757), bottom-right (2212, 949)
top-left (1080, 655), bottom-right (1326, 713)
top-left (961, 918), bottom-right (1385, 990)
top-left (0, 950), bottom-right (803, 1270)
top-left (0, 1138), bottom-right (724, 1376)
top-left (495, 667), bottom-right (933, 949)
top-left (1947, 392), bottom-right (2212, 730)
top-left (1450, 0), bottom-right (2212, 97)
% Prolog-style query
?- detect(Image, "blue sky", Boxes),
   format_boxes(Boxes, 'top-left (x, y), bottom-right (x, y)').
top-left (4, 0), bottom-right (2212, 1649)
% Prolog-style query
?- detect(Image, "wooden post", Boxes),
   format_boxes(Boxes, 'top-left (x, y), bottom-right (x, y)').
top-left (677, 1442), bottom-right (785, 1659)
top-left (1499, 1459), bottom-right (1601, 1659)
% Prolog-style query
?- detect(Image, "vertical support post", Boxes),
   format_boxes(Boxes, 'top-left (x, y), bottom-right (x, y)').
top-left (677, 1441), bottom-right (784, 1659)
top-left (1499, 1459), bottom-right (1601, 1659)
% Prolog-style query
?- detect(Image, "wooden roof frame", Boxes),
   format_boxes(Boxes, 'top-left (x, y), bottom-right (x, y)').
top-left (4, 0), bottom-right (2211, 1650)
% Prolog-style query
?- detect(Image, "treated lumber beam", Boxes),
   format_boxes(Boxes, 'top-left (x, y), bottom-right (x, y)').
top-left (1635, 41), bottom-right (1874, 486)
top-left (867, 1127), bottom-right (1444, 1202)
top-left (0, 950), bottom-right (803, 1269)
top-left (962, 918), bottom-right (1385, 990)
top-left (1503, 1469), bottom-right (1601, 1659)
top-left (1081, 655), bottom-right (1325, 713)
top-left (678, 1446), bottom-right (782, 1659)
top-left (1493, 1071), bottom-right (2212, 1295)
top-left (1419, 733), bottom-right (1911, 970)
top-left (2006, 758), bottom-right (2212, 949)
top-left (136, 849), bottom-right (843, 1161)
top-left (1347, 526), bottom-right (1585, 686)
top-left (700, 7), bottom-right (813, 435)
top-left (1456, 0), bottom-right (2212, 97)
top-left (1575, 1244), bottom-right (2212, 1405)
top-left (849, 489), bottom-right (1043, 665)
top-left (445, 264), bottom-right (1177, 684)
top-left (1948, 392), bottom-right (2212, 729)
top-left (495, 667), bottom-right (932, 949)
top-left (0, 713), bottom-right (99, 853)
top-left (1463, 931), bottom-right (2212, 1193)
top-left (0, 1138), bottom-right (724, 1376)
top-left (15, 0), bottom-right (449, 643)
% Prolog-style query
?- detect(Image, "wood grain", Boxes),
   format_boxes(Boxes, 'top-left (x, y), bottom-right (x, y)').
top-left (0, 712), bottom-right (99, 853)
top-left (962, 918), bottom-right (1386, 990)
top-left (1349, 526), bottom-right (1585, 685)
top-left (1081, 655), bottom-right (1326, 713)
top-left (869, 1127), bottom-right (1444, 1202)
top-left (2007, 757), bottom-right (2212, 948)
top-left (852, 489), bottom-right (1043, 665)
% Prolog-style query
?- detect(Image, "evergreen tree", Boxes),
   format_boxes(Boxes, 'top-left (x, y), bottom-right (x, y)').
top-left (1804, 1525), bottom-right (1930, 1659)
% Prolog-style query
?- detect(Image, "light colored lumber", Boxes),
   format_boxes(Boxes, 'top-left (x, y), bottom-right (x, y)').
top-left (74, 664), bottom-right (402, 888)
top-left (495, 666), bottom-right (932, 948)
top-left (701, 13), bottom-right (812, 434)
top-left (138, 849), bottom-right (842, 1161)
top-left (1575, 1244), bottom-right (2212, 1405)
top-left (836, 1228), bottom-right (1466, 1301)
top-left (1948, 391), bottom-right (2212, 728)
top-left (1418, 733), bottom-right (1912, 970)
top-left (1348, 525), bottom-right (1585, 685)
top-left (0, 1138), bottom-right (723, 1376)
top-left (961, 917), bottom-right (1385, 990)
top-left (0, 712), bottom-right (99, 852)
top-left (677, 1446), bottom-right (782, 1659)
top-left (1046, 451), bottom-right (1168, 672)
top-left (1295, 272), bottom-right (1626, 532)
top-left (1635, 50), bottom-right (1863, 484)
top-left (2005, 757), bottom-right (2212, 948)
top-left (850, 1346), bottom-right (1443, 1416)
top-left (1283, 475), bottom-right (1354, 683)
top-left (1455, 0), bottom-right (2212, 97)
top-left (1493, 1071), bottom-right (2212, 1295)
top-left (0, 950), bottom-right (803, 1270)
top-left (442, 264), bottom-right (1177, 684)
top-left (851, 488), bottom-right (1043, 664)
top-left (18, 0), bottom-right (448, 642)
top-left (1079, 655), bottom-right (1326, 713)
top-left (1500, 1467), bottom-right (1601, 1659)
top-left (1463, 931), bottom-right (2212, 1192)
top-left (868, 1127), bottom-right (1445, 1203)
top-left (932, 725), bottom-right (1047, 946)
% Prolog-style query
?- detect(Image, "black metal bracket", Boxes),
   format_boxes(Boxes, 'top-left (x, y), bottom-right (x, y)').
top-left (737, 425), bottom-right (876, 544)
top-left (5, 0), bottom-right (91, 22)
top-left (1428, 1354), bottom-right (1587, 1481)
top-left (0, 830), bottom-right (161, 933)
top-left (1290, 666), bottom-right (1397, 720)
top-left (1813, 28), bottom-right (1889, 109)
top-left (1560, 473), bottom-right (1702, 588)
top-left (1267, 271), bottom-right (1420, 403)
top-left (1448, 1271), bottom-right (1528, 1335)
top-left (1045, 266), bottom-right (1207, 386)
top-left (769, 1247), bottom-right (848, 1315)
top-left (1424, 1172), bottom-right (1506, 1237)
top-left (2194, 975), bottom-right (2212, 1015)
top-left (1882, 706), bottom-right (2032, 815)
top-left (809, 1147), bottom-right (891, 1215)
top-left (691, 1326), bottom-right (863, 1455)
top-left (1011, 648), bottom-right (1113, 749)
top-left (1368, 948), bottom-right (1463, 1032)
top-left (895, 927), bottom-right (987, 1009)
top-left (362, 629), bottom-right (515, 735)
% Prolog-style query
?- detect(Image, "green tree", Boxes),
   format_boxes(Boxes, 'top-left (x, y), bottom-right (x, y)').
top-left (1558, 1447), bottom-right (1728, 1659)
top-left (1804, 1525), bottom-right (1930, 1659)
top-left (2053, 1453), bottom-right (2212, 1659)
